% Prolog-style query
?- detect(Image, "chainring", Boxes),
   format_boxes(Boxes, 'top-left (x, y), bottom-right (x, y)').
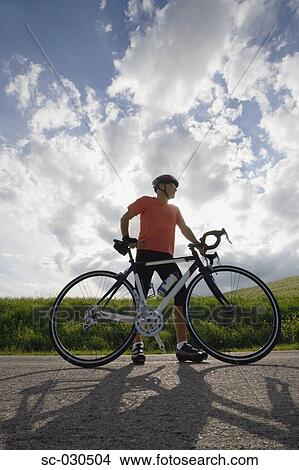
top-left (134, 309), bottom-right (164, 337)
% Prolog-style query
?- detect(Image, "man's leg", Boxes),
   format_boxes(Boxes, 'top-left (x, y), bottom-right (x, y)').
top-left (132, 250), bottom-right (154, 364)
top-left (134, 332), bottom-right (143, 343)
top-left (173, 304), bottom-right (208, 363)
top-left (172, 305), bottom-right (187, 343)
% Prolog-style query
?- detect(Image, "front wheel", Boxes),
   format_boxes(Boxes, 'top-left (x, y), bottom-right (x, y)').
top-left (184, 265), bottom-right (281, 364)
top-left (49, 270), bottom-right (137, 368)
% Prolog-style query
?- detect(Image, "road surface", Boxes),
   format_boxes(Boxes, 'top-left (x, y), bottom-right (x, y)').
top-left (0, 351), bottom-right (298, 450)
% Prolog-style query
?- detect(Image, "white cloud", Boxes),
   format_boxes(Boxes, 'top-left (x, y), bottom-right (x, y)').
top-left (257, 51), bottom-right (299, 238)
top-left (101, 22), bottom-right (113, 33)
top-left (274, 52), bottom-right (299, 106)
top-left (261, 152), bottom-right (299, 231)
top-left (5, 60), bottom-right (44, 109)
top-left (261, 105), bottom-right (299, 153)
top-left (82, 86), bottom-right (103, 128)
top-left (105, 102), bottom-right (121, 122)
top-left (99, 0), bottom-right (108, 9)
top-left (30, 94), bottom-right (80, 134)
top-left (109, 0), bottom-right (232, 122)
top-left (126, 0), bottom-right (155, 22)
top-left (234, 0), bottom-right (280, 39)
top-left (223, 45), bottom-right (274, 109)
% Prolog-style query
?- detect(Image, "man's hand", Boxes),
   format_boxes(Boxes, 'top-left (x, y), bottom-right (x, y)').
top-left (122, 236), bottom-right (144, 249)
top-left (195, 241), bottom-right (208, 256)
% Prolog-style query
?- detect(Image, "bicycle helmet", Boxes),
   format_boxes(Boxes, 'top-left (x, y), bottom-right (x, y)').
top-left (152, 174), bottom-right (179, 193)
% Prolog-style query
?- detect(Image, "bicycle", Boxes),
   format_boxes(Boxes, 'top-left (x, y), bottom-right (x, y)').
top-left (49, 229), bottom-right (281, 368)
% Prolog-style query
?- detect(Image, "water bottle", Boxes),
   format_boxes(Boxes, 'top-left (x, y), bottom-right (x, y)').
top-left (157, 273), bottom-right (179, 296)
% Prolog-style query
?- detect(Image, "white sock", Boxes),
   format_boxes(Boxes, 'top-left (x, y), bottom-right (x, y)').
top-left (177, 341), bottom-right (187, 350)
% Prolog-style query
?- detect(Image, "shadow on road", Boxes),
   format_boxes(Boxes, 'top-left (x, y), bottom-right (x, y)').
top-left (1, 361), bottom-right (299, 449)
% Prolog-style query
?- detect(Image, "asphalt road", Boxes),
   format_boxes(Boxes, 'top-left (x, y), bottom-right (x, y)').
top-left (0, 351), bottom-right (298, 450)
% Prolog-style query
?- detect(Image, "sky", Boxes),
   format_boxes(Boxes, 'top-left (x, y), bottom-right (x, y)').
top-left (0, 0), bottom-right (299, 297)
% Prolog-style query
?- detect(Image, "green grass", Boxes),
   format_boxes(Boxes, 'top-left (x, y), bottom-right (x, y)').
top-left (0, 275), bottom-right (298, 355)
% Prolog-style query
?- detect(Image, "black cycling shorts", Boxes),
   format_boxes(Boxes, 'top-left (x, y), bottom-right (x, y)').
top-left (135, 249), bottom-right (187, 307)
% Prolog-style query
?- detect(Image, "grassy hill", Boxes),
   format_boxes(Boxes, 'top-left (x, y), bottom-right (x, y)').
top-left (223, 275), bottom-right (299, 304)
top-left (265, 276), bottom-right (299, 298)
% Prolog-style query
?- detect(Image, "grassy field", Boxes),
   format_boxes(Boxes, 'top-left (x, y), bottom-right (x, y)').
top-left (0, 275), bottom-right (298, 354)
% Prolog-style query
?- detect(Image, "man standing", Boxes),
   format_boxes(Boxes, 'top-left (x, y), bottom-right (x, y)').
top-left (120, 174), bottom-right (208, 365)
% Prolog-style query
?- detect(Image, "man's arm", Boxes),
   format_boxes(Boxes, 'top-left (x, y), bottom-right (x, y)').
top-left (120, 210), bottom-right (144, 248)
top-left (177, 219), bottom-right (207, 255)
top-left (177, 219), bottom-right (198, 244)
top-left (120, 210), bottom-right (135, 238)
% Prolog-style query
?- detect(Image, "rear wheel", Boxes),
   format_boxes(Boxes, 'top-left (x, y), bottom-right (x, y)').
top-left (49, 270), bottom-right (136, 368)
top-left (185, 265), bottom-right (281, 364)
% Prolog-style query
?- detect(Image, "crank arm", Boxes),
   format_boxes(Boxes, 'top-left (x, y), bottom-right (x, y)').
top-left (154, 334), bottom-right (166, 352)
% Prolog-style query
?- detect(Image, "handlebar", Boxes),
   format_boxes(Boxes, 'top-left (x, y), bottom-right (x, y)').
top-left (199, 228), bottom-right (232, 250)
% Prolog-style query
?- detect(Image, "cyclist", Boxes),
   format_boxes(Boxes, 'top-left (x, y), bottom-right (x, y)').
top-left (120, 174), bottom-right (208, 365)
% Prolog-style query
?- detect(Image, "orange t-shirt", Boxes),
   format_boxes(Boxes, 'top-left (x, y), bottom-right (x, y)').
top-left (128, 196), bottom-right (185, 255)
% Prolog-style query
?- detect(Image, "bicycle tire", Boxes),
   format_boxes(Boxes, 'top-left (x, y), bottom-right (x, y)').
top-left (184, 265), bottom-right (281, 364)
top-left (49, 270), bottom-right (137, 368)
